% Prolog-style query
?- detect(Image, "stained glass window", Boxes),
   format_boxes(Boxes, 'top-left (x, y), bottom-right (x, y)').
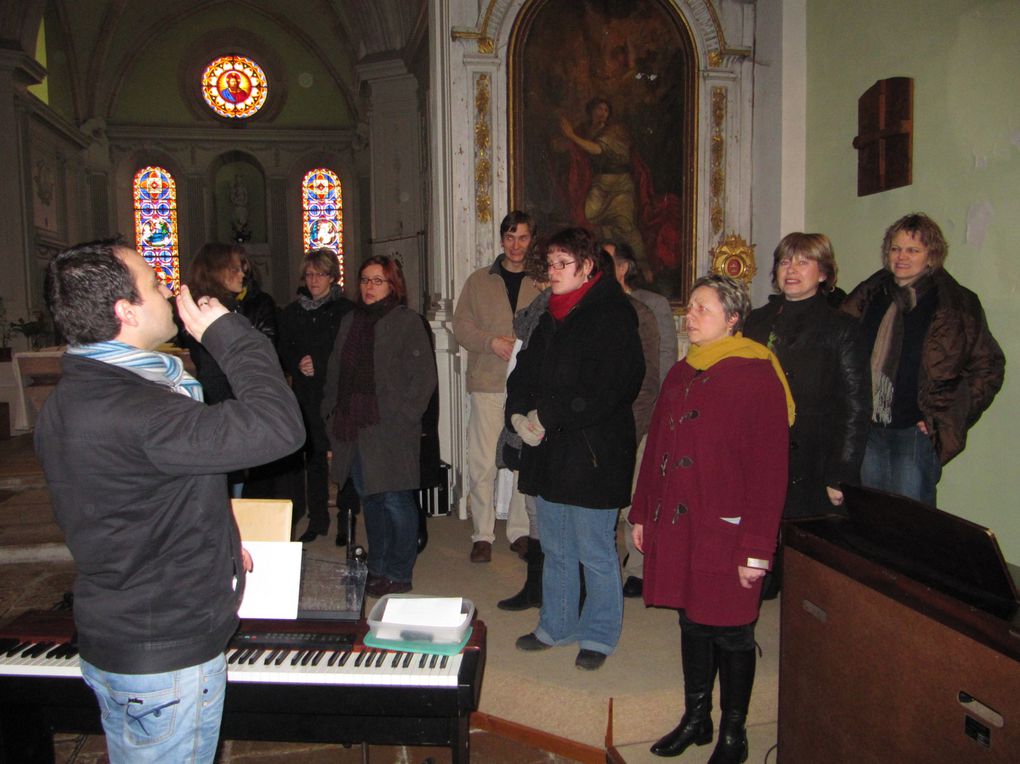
top-left (201, 55), bottom-right (268, 119)
top-left (133, 166), bottom-right (179, 292)
top-left (302, 168), bottom-right (344, 286)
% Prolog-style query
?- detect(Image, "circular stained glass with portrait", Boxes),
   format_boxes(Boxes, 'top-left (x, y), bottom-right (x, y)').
top-left (201, 55), bottom-right (268, 119)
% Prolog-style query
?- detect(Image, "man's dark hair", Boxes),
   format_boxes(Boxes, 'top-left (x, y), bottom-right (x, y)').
top-left (499, 210), bottom-right (536, 238)
top-left (542, 227), bottom-right (608, 278)
top-left (603, 239), bottom-right (641, 287)
top-left (45, 237), bottom-right (137, 345)
top-left (585, 97), bottom-right (612, 120)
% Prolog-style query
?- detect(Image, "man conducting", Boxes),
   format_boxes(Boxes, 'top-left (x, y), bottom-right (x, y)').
top-left (35, 239), bottom-right (304, 762)
top-left (453, 211), bottom-right (541, 562)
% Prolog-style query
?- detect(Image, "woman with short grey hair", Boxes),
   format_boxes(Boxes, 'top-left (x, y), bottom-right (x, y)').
top-left (632, 273), bottom-right (793, 762)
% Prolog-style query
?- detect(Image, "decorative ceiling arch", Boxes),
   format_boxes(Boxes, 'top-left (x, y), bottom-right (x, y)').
top-left (90, 0), bottom-right (358, 123)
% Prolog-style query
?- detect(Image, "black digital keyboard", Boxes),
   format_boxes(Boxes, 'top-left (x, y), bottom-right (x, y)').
top-left (0, 610), bottom-right (486, 763)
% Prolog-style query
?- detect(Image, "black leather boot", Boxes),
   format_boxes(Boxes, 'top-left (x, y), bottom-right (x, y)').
top-left (497, 539), bottom-right (543, 611)
top-left (651, 632), bottom-right (716, 757)
top-left (707, 648), bottom-right (755, 764)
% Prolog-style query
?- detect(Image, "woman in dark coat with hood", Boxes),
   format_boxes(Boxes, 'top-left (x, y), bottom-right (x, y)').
top-left (278, 249), bottom-right (354, 542)
top-left (506, 227), bottom-right (644, 671)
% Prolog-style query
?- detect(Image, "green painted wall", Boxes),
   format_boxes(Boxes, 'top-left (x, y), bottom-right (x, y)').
top-left (806, 0), bottom-right (1020, 561)
top-left (28, 18), bottom-right (47, 104)
top-left (112, 4), bottom-right (352, 127)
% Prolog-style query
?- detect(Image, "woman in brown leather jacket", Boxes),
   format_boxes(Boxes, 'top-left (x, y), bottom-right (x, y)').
top-left (841, 213), bottom-right (1004, 506)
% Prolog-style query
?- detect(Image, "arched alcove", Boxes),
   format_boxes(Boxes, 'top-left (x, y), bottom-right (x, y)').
top-left (208, 150), bottom-right (267, 245)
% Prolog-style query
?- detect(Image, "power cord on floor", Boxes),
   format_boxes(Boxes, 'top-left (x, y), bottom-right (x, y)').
top-left (64, 734), bottom-right (88, 763)
top-left (763, 741), bottom-right (778, 762)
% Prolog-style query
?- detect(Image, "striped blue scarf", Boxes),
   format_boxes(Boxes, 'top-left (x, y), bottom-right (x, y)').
top-left (67, 340), bottom-right (204, 402)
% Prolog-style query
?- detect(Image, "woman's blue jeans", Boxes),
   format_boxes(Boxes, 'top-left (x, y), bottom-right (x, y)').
top-left (351, 452), bottom-right (418, 583)
top-left (861, 424), bottom-right (942, 506)
top-left (533, 496), bottom-right (623, 655)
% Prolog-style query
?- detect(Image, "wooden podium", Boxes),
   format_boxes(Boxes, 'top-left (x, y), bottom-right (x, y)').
top-left (779, 488), bottom-right (1020, 763)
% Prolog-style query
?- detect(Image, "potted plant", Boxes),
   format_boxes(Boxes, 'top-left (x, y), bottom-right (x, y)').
top-left (10, 311), bottom-right (51, 351)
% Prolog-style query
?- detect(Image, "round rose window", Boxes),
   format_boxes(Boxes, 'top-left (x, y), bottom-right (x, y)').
top-left (201, 55), bottom-right (268, 119)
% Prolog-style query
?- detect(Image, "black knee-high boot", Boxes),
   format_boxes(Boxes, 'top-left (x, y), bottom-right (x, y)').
top-left (707, 648), bottom-right (755, 764)
top-left (497, 539), bottom-right (543, 611)
top-left (650, 631), bottom-right (716, 757)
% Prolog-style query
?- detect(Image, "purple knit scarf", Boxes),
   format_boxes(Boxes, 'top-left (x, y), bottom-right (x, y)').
top-left (331, 297), bottom-right (398, 442)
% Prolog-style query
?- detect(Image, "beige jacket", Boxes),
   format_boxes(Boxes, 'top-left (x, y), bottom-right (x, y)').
top-left (453, 256), bottom-right (542, 393)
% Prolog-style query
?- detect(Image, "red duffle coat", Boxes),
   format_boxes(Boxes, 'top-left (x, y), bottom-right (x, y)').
top-left (629, 356), bottom-right (789, 626)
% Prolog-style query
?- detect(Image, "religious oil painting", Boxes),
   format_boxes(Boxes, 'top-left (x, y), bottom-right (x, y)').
top-left (510, 0), bottom-right (697, 302)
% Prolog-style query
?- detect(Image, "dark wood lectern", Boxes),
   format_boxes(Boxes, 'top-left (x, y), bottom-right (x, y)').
top-left (779, 487), bottom-right (1019, 763)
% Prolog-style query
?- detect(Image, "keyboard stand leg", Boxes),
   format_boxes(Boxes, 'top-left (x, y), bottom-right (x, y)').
top-left (451, 714), bottom-right (470, 764)
top-left (0, 705), bottom-right (56, 764)
top-left (361, 740), bottom-right (369, 764)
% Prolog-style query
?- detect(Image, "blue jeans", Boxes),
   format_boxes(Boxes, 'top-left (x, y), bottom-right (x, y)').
top-left (80, 654), bottom-right (226, 764)
top-left (861, 425), bottom-right (942, 506)
top-left (534, 496), bottom-right (623, 655)
top-left (351, 452), bottom-right (418, 583)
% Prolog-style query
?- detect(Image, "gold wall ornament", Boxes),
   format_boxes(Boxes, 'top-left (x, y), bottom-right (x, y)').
top-left (710, 86), bottom-right (726, 235)
top-left (474, 73), bottom-right (492, 223)
top-left (710, 232), bottom-right (756, 285)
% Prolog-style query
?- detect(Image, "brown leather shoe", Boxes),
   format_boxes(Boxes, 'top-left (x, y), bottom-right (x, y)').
top-left (509, 536), bottom-right (529, 558)
top-left (470, 541), bottom-right (492, 562)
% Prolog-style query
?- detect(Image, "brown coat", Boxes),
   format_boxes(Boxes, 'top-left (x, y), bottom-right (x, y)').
top-left (629, 295), bottom-right (660, 441)
top-left (453, 257), bottom-right (542, 393)
top-left (841, 268), bottom-right (1004, 464)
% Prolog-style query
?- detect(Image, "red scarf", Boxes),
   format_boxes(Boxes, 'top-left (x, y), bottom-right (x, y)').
top-left (548, 271), bottom-right (602, 321)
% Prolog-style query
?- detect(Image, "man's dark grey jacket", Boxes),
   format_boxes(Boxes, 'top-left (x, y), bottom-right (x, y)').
top-left (35, 314), bottom-right (304, 674)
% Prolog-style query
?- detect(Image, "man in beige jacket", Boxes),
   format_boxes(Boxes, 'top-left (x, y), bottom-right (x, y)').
top-left (453, 211), bottom-right (541, 562)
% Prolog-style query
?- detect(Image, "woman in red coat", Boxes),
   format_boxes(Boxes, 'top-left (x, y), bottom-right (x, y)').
top-left (630, 274), bottom-right (792, 763)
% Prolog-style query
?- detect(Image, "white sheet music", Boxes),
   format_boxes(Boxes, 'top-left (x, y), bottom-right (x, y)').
top-left (238, 541), bottom-right (302, 619)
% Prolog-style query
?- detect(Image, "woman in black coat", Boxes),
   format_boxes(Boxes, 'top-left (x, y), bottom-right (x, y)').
top-left (506, 227), bottom-right (643, 671)
top-left (278, 250), bottom-right (354, 541)
top-left (744, 233), bottom-right (870, 519)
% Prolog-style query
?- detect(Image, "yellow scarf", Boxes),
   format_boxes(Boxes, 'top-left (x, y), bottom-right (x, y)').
top-left (685, 333), bottom-right (796, 426)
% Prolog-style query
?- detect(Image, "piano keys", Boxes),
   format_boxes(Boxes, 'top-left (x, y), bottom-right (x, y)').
top-left (0, 610), bottom-right (486, 763)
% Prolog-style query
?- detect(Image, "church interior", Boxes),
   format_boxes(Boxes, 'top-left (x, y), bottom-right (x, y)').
top-left (0, 1), bottom-right (1018, 762)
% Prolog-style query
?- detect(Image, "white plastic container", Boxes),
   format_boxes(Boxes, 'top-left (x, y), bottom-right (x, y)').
top-left (367, 594), bottom-right (475, 645)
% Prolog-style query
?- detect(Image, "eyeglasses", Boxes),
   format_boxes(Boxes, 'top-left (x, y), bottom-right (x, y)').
top-left (359, 277), bottom-right (390, 286)
top-left (546, 260), bottom-right (577, 271)
top-left (304, 271), bottom-right (330, 280)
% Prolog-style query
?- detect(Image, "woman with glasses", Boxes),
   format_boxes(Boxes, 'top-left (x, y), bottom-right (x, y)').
top-left (322, 256), bottom-right (437, 597)
top-left (632, 274), bottom-right (792, 762)
top-left (278, 249), bottom-right (354, 543)
top-left (506, 227), bottom-right (643, 670)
